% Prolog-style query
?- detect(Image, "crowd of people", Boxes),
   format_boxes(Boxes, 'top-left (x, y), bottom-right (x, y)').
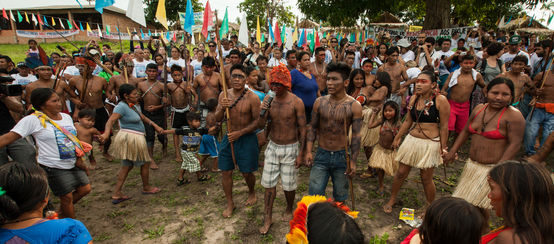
top-left (0, 27), bottom-right (553, 243)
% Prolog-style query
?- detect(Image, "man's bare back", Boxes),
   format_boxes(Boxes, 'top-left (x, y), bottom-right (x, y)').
top-left (266, 92), bottom-right (306, 145)
top-left (194, 72), bottom-right (221, 104)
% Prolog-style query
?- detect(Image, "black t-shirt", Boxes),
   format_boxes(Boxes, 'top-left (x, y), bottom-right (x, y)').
top-left (0, 101), bottom-right (16, 134)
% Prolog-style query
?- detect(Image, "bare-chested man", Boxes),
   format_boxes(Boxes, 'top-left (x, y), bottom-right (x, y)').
top-left (305, 62), bottom-right (362, 204)
top-left (224, 50), bottom-right (242, 89)
top-left (378, 48), bottom-right (408, 107)
top-left (167, 65), bottom-right (196, 162)
top-left (193, 57), bottom-right (221, 127)
top-left (441, 55), bottom-right (485, 134)
top-left (310, 47), bottom-right (328, 96)
top-left (215, 63), bottom-right (261, 218)
top-left (498, 55), bottom-right (533, 109)
top-left (68, 57), bottom-right (114, 162)
top-left (107, 58), bottom-right (141, 102)
top-left (258, 64), bottom-right (306, 234)
top-left (137, 63), bottom-right (167, 169)
top-left (25, 66), bottom-right (77, 113)
top-left (524, 64), bottom-right (554, 155)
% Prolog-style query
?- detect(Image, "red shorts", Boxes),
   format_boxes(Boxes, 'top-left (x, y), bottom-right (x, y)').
top-left (448, 100), bottom-right (470, 133)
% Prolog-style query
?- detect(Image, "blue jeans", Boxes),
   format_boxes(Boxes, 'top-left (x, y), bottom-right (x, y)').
top-left (308, 148), bottom-right (349, 201)
top-left (524, 108), bottom-right (554, 155)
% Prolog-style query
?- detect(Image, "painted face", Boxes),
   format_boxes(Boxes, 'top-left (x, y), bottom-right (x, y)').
top-left (414, 73), bottom-right (435, 95)
top-left (78, 116), bottom-right (95, 129)
top-left (326, 71), bottom-right (347, 95)
top-left (230, 69), bottom-right (247, 90)
top-left (353, 73), bottom-right (364, 88)
top-left (486, 83), bottom-right (512, 109)
top-left (171, 71), bottom-right (183, 81)
top-left (270, 82), bottom-right (287, 95)
top-left (362, 62), bottom-right (373, 74)
top-left (383, 105), bottom-right (396, 120)
top-left (487, 177), bottom-right (503, 217)
top-left (461, 59), bottom-right (475, 71)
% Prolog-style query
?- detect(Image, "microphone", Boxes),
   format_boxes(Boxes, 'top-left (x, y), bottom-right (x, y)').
top-left (260, 90), bottom-right (276, 117)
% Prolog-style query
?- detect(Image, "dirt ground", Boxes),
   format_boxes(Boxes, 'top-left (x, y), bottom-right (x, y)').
top-left (60, 136), bottom-right (550, 243)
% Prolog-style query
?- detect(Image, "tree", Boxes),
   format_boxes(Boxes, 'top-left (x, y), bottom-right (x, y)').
top-left (297, 0), bottom-right (546, 29)
top-left (238, 0), bottom-right (295, 31)
top-left (144, 0), bottom-right (204, 29)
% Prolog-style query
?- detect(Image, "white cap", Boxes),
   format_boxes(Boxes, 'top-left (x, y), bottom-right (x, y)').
top-left (397, 39), bottom-right (411, 48)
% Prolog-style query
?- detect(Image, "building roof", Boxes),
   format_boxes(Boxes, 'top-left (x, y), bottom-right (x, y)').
top-left (1, 0), bottom-right (130, 15)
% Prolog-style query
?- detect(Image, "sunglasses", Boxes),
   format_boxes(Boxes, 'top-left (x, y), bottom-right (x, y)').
top-left (330, 40), bottom-right (338, 43)
top-left (209, 45), bottom-right (216, 47)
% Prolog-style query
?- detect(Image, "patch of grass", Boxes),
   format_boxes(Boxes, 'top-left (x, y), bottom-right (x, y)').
top-left (182, 206), bottom-right (198, 216)
top-left (370, 232), bottom-right (389, 244)
top-left (107, 209), bottom-right (128, 218)
top-left (143, 225), bottom-right (165, 240)
top-left (230, 233), bottom-right (240, 241)
top-left (173, 236), bottom-right (188, 244)
top-left (297, 182), bottom-right (308, 193)
top-left (191, 217), bottom-right (205, 239)
top-left (122, 222), bottom-right (134, 232)
top-left (261, 234), bottom-right (274, 243)
top-left (94, 233), bottom-right (112, 242)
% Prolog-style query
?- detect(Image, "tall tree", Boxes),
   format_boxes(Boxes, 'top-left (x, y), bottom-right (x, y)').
top-left (144, 0), bottom-right (203, 29)
top-left (238, 0), bottom-right (294, 31)
top-left (297, 0), bottom-right (546, 29)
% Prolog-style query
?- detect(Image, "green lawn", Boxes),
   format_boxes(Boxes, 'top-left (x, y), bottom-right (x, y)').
top-left (0, 40), bottom-right (132, 64)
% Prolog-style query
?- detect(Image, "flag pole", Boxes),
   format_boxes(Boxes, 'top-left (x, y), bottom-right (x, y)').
top-left (116, 20), bottom-right (129, 83)
top-left (214, 10), bottom-right (237, 167)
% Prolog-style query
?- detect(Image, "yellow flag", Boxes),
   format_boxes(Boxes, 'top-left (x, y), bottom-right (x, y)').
top-left (293, 26), bottom-right (298, 42)
top-left (51, 17), bottom-right (56, 26)
top-left (86, 22), bottom-right (92, 32)
top-left (127, 27), bottom-right (131, 36)
top-left (155, 0), bottom-right (168, 30)
top-left (256, 16), bottom-right (261, 45)
top-left (24, 12), bottom-right (29, 23)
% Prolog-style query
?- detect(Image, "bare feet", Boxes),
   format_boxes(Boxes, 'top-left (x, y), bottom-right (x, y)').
top-left (383, 203), bottom-right (393, 214)
top-left (245, 194), bottom-right (257, 206)
top-left (175, 154), bottom-right (182, 163)
top-left (103, 153), bottom-right (114, 162)
top-left (150, 161), bottom-right (159, 170)
top-left (222, 204), bottom-right (235, 218)
top-left (259, 218), bottom-right (272, 234)
top-left (89, 160), bottom-right (97, 170)
top-left (283, 210), bottom-right (293, 222)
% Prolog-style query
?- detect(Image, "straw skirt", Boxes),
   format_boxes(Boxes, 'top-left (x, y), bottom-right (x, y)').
top-left (368, 144), bottom-right (398, 176)
top-left (360, 107), bottom-right (380, 147)
top-left (395, 134), bottom-right (443, 169)
top-left (452, 158), bottom-right (495, 209)
top-left (110, 129), bottom-right (151, 162)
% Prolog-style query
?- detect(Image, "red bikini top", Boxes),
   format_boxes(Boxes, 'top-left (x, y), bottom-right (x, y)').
top-left (481, 226), bottom-right (512, 244)
top-left (468, 104), bottom-right (507, 140)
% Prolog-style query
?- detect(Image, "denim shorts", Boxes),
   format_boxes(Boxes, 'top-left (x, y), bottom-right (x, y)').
top-left (308, 148), bottom-right (349, 201)
top-left (40, 165), bottom-right (90, 196)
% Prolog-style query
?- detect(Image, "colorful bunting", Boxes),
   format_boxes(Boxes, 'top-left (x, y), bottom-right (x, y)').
top-left (219, 7), bottom-right (229, 38)
top-left (183, 0), bottom-right (195, 34)
top-left (2, 9), bottom-right (8, 20)
top-left (201, 0), bottom-right (213, 38)
top-left (24, 12), bottom-right (29, 23)
top-left (256, 16), bottom-right (261, 45)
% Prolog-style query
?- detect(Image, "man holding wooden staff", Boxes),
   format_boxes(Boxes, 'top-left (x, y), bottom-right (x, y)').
top-left (305, 62), bottom-right (362, 206)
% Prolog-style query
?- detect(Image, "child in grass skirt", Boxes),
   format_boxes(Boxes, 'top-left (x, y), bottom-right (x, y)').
top-left (367, 101), bottom-right (401, 194)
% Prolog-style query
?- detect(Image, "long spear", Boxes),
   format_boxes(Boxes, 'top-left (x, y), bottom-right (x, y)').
top-left (214, 11), bottom-right (237, 167)
top-left (343, 111), bottom-right (355, 210)
top-left (528, 51), bottom-right (554, 119)
top-left (116, 20), bottom-right (129, 83)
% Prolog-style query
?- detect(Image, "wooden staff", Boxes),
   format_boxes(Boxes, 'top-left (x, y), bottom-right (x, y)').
top-left (116, 20), bottom-right (128, 84)
top-left (214, 11), bottom-right (237, 167)
top-left (52, 63), bottom-right (67, 90)
top-left (343, 112), bottom-right (355, 210)
top-left (528, 51), bottom-right (554, 119)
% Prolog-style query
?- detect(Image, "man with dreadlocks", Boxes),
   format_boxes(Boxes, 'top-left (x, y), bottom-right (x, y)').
top-left (68, 55), bottom-right (113, 163)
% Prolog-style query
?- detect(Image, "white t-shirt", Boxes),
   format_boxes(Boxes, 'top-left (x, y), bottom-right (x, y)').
top-left (432, 50), bottom-right (455, 76)
top-left (406, 67), bottom-right (421, 94)
top-left (466, 37), bottom-right (482, 49)
top-left (500, 51), bottom-right (531, 66)
top-left (401, 50), bottom-right (415, 62)
top-left (133, 59), bottom-right (155, 78)
top-left (418, 50), bottom-right (436, 69)
top-left (11, 113), bottom-right (77, 169)
top-left (529, 53), bottom-right (542, 74)
top-left (167, 58), bottom-right (187, 82)
top-left (191, 59), bottom-right (203, 77)
top-left (268, 57), bottom-right (287, 67)
top-left (11, 73), bottom-right (37, 85)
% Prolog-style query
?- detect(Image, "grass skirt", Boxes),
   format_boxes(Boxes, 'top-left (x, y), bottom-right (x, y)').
top-left (452, 158), bottom-right (494, 209)
top-left (395, 134), bottom-right (443, 169)
top-left (110, 129), bottom-right (151, 162)
top-left (368, 144), bottom-right (398, 176)
top-left (360, 107), bottom-right (380, 147)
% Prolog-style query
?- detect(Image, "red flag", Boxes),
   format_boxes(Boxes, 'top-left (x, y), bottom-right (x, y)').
top-left (172, 31), bottom-right (176, 42)
top-left (72, 19), bottom-right (78, 30)
top-left (2, 8), bottom-right (8, 20)
top-left (201, 1), bottom-right (213, 38)
top-left (302, 31), bottom-right (308, 48)
top-left (274, 21), bottom-right (282, 46)
top-left (37, 13), bottom-right (44, 25)
top-left (315, 31), bottom-right (320, 48)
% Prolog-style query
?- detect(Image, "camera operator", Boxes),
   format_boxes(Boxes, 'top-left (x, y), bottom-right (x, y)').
top-left (0, 76), bottom-right (36, 166)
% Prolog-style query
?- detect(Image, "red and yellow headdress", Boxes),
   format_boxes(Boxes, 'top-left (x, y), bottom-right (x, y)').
top-left (75, 56), bottom-right (96, 68)
top-left (270, 63), bottom-right (291, 91)
top-left (286, 195), bottom-right (358, 244)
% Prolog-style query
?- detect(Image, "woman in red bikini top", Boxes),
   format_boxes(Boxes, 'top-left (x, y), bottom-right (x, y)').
top-left (482, 161), bottom-right (553, 244)
top-left (444, 77), bottom-right (525, 165)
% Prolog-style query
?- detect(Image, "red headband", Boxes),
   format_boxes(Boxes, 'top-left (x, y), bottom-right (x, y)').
top-left (75, 57), bottom-right (97, 69)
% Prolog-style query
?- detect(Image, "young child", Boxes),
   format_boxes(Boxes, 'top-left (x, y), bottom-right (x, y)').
top-left (164, 112), bottom-right (213, 185)
top-left (74, 109), bottom-right (101, 169)
top-left (367, 101), bottom-right (401, 194)
top-left (198, 98), bottom-right (220, 172)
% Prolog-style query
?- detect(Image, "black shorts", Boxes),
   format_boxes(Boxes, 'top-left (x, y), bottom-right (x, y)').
top-left (40, 165), bottom-right (90, 196)
top-left (94, 107), bottom-right (109, 133)
top-left (171, 110), bottom-right (189, 128)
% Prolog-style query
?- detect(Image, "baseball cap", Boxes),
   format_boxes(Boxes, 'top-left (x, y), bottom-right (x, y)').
top-left (509, 35), bottom-right (521, 45)
top-left (397, 39), bottom-right (411, 48)
top-left (16, 62), bottom-right (28, 68)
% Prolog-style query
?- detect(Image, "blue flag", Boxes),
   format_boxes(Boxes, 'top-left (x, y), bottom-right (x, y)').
top-left (166, 31), bottom-right (171, 41)
top-left (148, 29), bottom-right (152, 36)
top-left (95, 0), bottom-right (114, 14)
top-left (297, 29), bottom-right (305, 47)
top-left (79, 22), bottom-right (84, 31)
top-left (115, 26), bottom-right (119, 33)
top-left (268, 19), bottom-right (275, 43)
top-left (183, 0), bottom-right (195, 34)
top-left (140, 29), bottom-right (144, 39)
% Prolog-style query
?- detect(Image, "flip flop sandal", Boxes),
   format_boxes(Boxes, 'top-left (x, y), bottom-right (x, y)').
top-left (177, 178), bottom-right (191, 186)
top-left (197, 175), bottom-right (212, 182)
top-left (111, 196), bottom-right (132, 204)
top-left (142, 187), bottom-right (161, 194)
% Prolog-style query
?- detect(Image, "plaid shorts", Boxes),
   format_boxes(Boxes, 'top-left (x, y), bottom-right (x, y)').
top-left (180, 150), bottom-right (201, 173)
top-left (261, 140), bottom-right (299, 191)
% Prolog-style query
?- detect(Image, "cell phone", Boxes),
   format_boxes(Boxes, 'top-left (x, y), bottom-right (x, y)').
top-left (56, 45), bottom-right (64, 51)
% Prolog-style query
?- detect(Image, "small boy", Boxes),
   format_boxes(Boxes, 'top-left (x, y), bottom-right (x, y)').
top-left (74, 109), bottom-right (101, 169)
top-left (198, 98), bottom-right (220, 172)
top-left (164, 112), bottom-right (213, 185)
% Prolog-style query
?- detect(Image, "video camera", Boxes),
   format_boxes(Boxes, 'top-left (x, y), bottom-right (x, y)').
top-left (0, 76), bottom-right (23, 96)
